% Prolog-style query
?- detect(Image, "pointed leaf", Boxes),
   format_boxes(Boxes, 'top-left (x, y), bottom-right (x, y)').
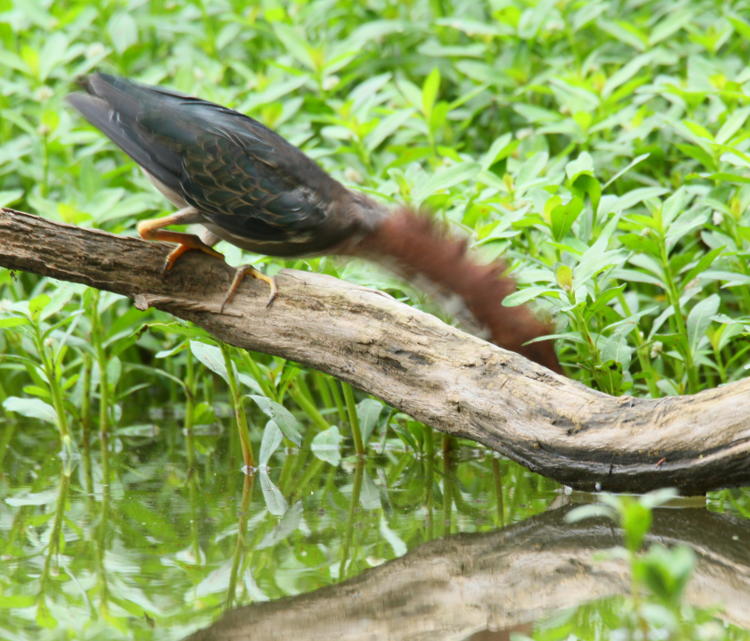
top-left (356, 398), bottom-right (383, 444)
top-left (249, 395), bottom-right (302, 445)
top-left (190, 341), bottom-right (228, 383)
top-left (259, 420), bottom-right (283, 467)
top-left (257, 501), bottom-right (303, 549)
top-left (359, 470), bottom-right (381, 510)
top-left (421, 67), bottom-right (440, 119)
top-left (686, 295), bottom-right (719, 351)
top-left (259, 469), bottom-right (288, 516)
top-left (3, 396), bottom-right (57, 425)
top-left (311, 425), bottom-right (342, 466)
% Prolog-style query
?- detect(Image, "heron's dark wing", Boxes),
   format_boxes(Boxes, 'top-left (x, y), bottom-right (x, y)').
top-left (67, 72), bottom-right (344, 243)
top-left (175, 106), bottom-right (339, 242)
top-left (66, 73), bottom-right (186, 194)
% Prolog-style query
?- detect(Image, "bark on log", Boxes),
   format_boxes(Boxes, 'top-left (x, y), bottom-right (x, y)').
top-left (181, 505), bottom-right (750, 641)
top-left (1, 207), bottom-right (749, 493)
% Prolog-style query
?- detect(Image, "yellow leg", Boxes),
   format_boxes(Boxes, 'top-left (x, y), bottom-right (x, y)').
top-left (138, 209), bottom-right (276, 310)
top-left (137, 213), bottom-right (223, 274)
top-left (221, 266), bottom-right (278, 312)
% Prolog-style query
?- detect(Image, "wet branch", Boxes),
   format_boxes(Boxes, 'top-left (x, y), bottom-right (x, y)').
top-left (1, 207), bottom-right (749, 493)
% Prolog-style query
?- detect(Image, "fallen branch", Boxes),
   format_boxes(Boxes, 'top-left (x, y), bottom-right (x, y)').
top-left (1, 207), bottom-right (749, 493)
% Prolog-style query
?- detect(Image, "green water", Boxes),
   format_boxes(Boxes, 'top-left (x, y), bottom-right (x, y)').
top-left (1, 408), bottom-right (749, 640)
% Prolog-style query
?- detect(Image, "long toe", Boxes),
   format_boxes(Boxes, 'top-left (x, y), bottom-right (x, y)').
top-left (220, 265), bottom-right (277, 312)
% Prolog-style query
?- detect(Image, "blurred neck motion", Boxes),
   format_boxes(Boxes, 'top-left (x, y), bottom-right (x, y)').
top-left (353, 207), bottom-right (560, 373)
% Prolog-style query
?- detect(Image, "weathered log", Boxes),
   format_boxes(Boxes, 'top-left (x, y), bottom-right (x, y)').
top-left (1, 207), bottom-right (749, 493)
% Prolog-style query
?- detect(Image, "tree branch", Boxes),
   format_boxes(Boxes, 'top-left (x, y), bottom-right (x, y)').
top-left (2, 207), bottom-right (749, 493)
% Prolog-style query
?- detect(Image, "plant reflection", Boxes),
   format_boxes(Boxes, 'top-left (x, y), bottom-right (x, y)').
top-left (2, 414), bottom-right (748, 640)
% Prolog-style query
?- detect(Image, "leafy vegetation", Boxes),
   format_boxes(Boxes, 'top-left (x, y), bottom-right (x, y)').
top-left (1, 0), bottom-right (750, 639)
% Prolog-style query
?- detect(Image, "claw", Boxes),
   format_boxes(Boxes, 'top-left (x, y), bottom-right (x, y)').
top-left (220, 265), bottom-right (278, 312)
top-left (161, 240), bottom-right (223, 274)
top-left (138, 213), bottom-right (224, 274)
top-left (137, 211), bottom-right (277, 311)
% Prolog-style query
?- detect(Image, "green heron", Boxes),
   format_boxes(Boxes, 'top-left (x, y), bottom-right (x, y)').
top-left (67, 72), bottom-right (388, 307)
top-left (67, 72), bottom-right (560, 372)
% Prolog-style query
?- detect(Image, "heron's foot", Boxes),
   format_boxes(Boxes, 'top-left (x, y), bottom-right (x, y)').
top-left (161, 237), bottom-right (223, 274)
top-left (137, 216), bottom-right (223, 274)
top-left (220, 265), bottom-right (278, 312)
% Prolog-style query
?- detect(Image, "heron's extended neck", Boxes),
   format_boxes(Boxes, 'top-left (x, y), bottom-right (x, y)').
top-left (354, 207), bottom-right (560, 372)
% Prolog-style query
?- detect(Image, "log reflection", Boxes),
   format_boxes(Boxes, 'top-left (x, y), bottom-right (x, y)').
top-left (183, 505), bottom-right (750, 640)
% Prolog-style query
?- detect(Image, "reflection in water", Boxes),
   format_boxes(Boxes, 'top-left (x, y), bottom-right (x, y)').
top-left (182, 507), bottom-right (750, 640)
top-left (1, 411), bottom-right (749, 640)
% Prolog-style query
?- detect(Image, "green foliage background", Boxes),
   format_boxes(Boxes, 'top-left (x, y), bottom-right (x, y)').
top-left (3, 0), bottom-right (750, 396)
top-left (2, 0), bottom-right (750, 639)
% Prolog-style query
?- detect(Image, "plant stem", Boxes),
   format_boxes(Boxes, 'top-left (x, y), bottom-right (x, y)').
top-left (342, 382), bottom-right (365, 456)
top-left (221, 343), bottom-right (254, 469)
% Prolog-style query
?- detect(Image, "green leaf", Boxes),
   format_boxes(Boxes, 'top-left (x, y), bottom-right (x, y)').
top-left (0, 595), bottom-right (35, 608)
top-left (686, 294), bottom-right (719, 352)
top-left (620, 499), bottom-right (652, 552)
top-left (435, 17), bottom-right (503, 36)
top-left (273, 24), bottom-right (315, 70)
top-left (345, 20), bottom-right (407, 47)
top-left (359, 470), bottom-right (381, 509)
top-left (3, 396), bottom-right (57, 425)
top-left (356, 398), bottom-right (383, 445)
top-left (640, 487), bottom-right (679, 509)
top-left (479, 133), bottom-right (518, 172)
top-left (550, 195), bottom-right (584, 241)
top-left (36, 600), bottom-right (56, 629)
top-left (365, 108), bottom-right (415, 152)
top-left (259, 420), bottom-right (283, 467)
top-left (0, 189), bottom-right (23, 207)
top-left (503, 286), bottom-right (555, 307)
top-left (513, 103), bottom-right (562, 124)
top-left (421, 66), bottom-right (440, 120)
top-left (574, 216), bottom-right (624, 285)
top-left (728, 14), bottom-right (750, 40)
top-left (635, 544), bottom-right (695, 606)
top-left (194, 561), bottom-right (232, 598)
top-left (716, 107), bottom-right (750, 145)
top-left (259, 469), bottom-right (288, 516)
top-left (699, 270), bottom-right (750, 288)
top-left (649, 8), bottom-right (693, 44)
top-left (107, 12), bottom-right (138, 54)
top-left (565, 152), bottom-right (594, 182)
top-left (0, 316), bottom-right (27, 329)
top-left (249, 395), bottom-right (302, 445)
top-left (27, 293), bottom-right (51, 321)
top-left (190, 341), bottom-right (228, 383)
top-left (257, 501), bottom-right (303, 549)
top-left (603, 153), bottom-right (650, 189)
top-left (611, 187), bottom-right (668, 213)
top-left (598, 334), bottom-right (632, 370)
top-left (683, 119), bottom-right (714, 143)
top-left (412, 161), bottom-right (479, 203)
top-left (379, 513), bottom-right (407, 556)
top-left (38, 32), bottom-right (68, 80)
top-left (602, 53), bottom-right (654, 98)
top-left (675, 143), bottom-right (716, 171)
top-left (311, 425), bottom-right (342, 466)
top-left (4, 488), bottom-right (58, 507)
top-left (598, 19), bottom-right (647, 50)
top-left (564, 503), bottom-right (616, 523)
